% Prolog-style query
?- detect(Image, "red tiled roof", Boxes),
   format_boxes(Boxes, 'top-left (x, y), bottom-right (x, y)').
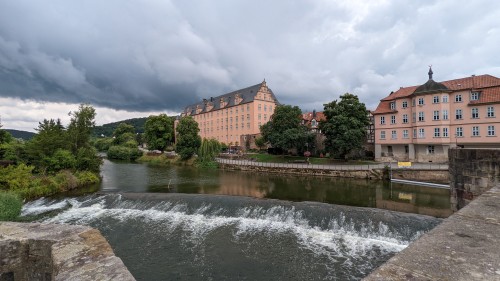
top-left (302, 111), bottom-right (326, 122)
top-left (470, 86), bottom-right (500, 105)
top-left (373, 74), bottom-right (500, 114)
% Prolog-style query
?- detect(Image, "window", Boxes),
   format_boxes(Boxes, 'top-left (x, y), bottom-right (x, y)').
top-left (418, 112), bottom-right (425, 121)
top-left (402, 101), bottom-right (408, 108)
top-left (411, 98), bottom-right (416, 107)
top-left (471, 92), bottom-right (479, 101)
top-left (427, 145), bottom-right (435, 154)
top-left (418, 128), bottom-right (425, 138)
top-left (390, 102), bottom-right (395, 110)
top-left (264, 114), bottom-right (267, 121)
top-left (455, 94), bottom-right (462, 102)
top-left (488, 125), bottom-right (495, 136)
top-left (456, 127), bottom-right (463, 137)
top-left (391, 115), bottom-right (396, 124)
top-left (412, 112), bottom-right (416, 123)
top-left (247, 114), bottom-right (250, 121)
top-left (443, 110), bottom-right (448, 120)
top-left (380, 131), bottom-right (386, 139)
top-left (264, 105), bottom-right (267, 112)
top-left (418, 97), bottom-right (424, 105)
top-left (258, 114), bottom-right (261, 120)
top-left (413, 129), bottom-right (417, 138)
top-left (456, 109), bottom-right (462, 119)
top-left (391, 130), bottom-right (397, 139)
top-left (472, 126), bottom-right (480, 136)
top-left (403, 130), bottom-right (409, 139)
top-left (433, 110), bottom-right (440, 120)
top-left (442, 95), bottom-right (448, 103)
top-left (443, 127), bottom-right (449, 137)
top-left (434, 128), bottom-right (440, 137)
top-left (471, 108), bottom-right (479, 119)
top-left (402, 114), bottom-right (408, 124)
top-left (380, 116), bottom-right (385, 125)
top-left (487, 106), bottom-right (495, 117)
top-left (433, 96), bottom-right (440, 103)
top-left (258, 104), bottom-right (261, 111)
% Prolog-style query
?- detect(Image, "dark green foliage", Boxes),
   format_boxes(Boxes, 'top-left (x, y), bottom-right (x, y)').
top-left (67, 104), bottom-right (96, 153)
top-left (320, 93), bottom-right (369, 159)
top-left (76, 147), bottom-right (102, 173)
top-left (176, 117), bottom-right (201, 160)
top-left (144, 114), bottom-right (174, 152)
top-left (107, 145), bottom-right (143, 161)
top-left (93, 137), bottom-right (114, 151)
top-left (93, 117), bottom-right (148, 137)
top-left (261, 105), bottom-right (313, 153)
top-left (0, 192), bottom-right (23, 221)
top-left (0, 141), bottom-right (27, 164)
top-left (44, 149), bottom-right (76, 174)
top-left (254, 137), bottom-right (266, 151)
top-left (0, 124), bottom-right (13, 144)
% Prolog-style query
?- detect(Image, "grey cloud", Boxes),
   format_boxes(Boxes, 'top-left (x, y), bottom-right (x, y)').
top-left (0, 0), bottom-right (500, 116)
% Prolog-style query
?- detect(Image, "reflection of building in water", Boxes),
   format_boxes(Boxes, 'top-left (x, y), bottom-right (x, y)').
top-left (376, 184), bottom-right (453, 218)
top-left (200, 171), bottom-right (268, 198)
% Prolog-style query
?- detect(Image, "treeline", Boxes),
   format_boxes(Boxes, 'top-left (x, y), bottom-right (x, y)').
top-left (93, 117), bottom-right (148, 137)
top-left (0, 104), bottom-right (102, 220)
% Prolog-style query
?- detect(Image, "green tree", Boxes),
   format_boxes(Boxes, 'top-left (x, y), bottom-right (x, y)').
top-left (176, 117), bottom-right (201, 160)
top-left (144, 114), bottom-right (174, 152)
top-left (67, 104), bottom-right (96, 153)
top-left (198, 138), bottom-right (222, 162)
top-left (0, 121), bottom-right (13, 144)
top-left (320, 93), bottom-right (369, 160)
top-left (28, 119), bottom-right (68, 157)
top-left (112, 123), bottom-right (137, 147)
top-left (260, 105), bottom-right (311, 154)
top-left (254, 136), bottom-right (266, 151)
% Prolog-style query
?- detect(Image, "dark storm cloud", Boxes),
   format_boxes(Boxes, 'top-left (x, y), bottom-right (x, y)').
top-left (0, 0), bottom-right (500, 115)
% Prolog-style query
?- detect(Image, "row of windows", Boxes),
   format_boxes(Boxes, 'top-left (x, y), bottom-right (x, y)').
top-left (193, 103), bottom-right (274, 119)
top-left (200, 122), bottom-right (255, 133)
top-left (198, 113), bottom-right (270, 128)
top-left (380, 106), bottom-right (495, 124)
top-left (389, 92), bottom-right (481, 109)
top-left (380, 125), bottom-right (496, 139)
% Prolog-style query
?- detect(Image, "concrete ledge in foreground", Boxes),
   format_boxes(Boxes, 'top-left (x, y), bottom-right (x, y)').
top-left (364, 185), bottom-right (500, 280)
top-left (0, 222), bottom-right (135, 281)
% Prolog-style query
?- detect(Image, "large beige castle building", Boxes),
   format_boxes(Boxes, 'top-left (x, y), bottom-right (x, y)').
top-left (180, 80), bottom-right (279, 146)
top-left (373, 68), bottom-right (500, 163)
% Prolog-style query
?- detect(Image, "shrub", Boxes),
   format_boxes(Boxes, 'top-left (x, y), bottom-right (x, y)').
top-left (76, 147), bottom-right (102, 172)
top-left (46, 149), bottom-right (76, 173)
top-left (0, 192), bottom-right (23, 221)
top-left (75, 171), bottom-right (100, 186)
top-left (107, 145), bottom-right (143, 161)
top-left (0, 164), bottom-right (34, 190)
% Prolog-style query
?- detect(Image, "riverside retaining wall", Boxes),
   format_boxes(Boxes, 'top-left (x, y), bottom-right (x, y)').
top-left (0, 222), bottom-right (135, 281)
top-left (449, 148), bottom-right (500, 211)
top-left (363, 185), bottom-right (500, 280)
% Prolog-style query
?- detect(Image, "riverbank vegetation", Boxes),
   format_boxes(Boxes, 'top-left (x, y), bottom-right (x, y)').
top-left (0, 104), bottom-right (102, 220)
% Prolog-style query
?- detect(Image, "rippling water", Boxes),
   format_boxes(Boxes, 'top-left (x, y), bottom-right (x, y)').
top-left (22, 193), bottom-right (442, 280)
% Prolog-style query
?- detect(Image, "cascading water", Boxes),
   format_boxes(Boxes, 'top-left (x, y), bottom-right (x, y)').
top-left (22, 193), bottom-right (441, 280)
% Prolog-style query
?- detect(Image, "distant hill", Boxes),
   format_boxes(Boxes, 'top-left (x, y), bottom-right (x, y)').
top-left (5, 129), bottom-right (36, 140)
top-left (93, 117), bottom-right (148, 137)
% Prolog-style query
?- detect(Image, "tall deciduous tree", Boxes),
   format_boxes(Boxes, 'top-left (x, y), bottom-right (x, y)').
top-left (260, 105), bottom-right (312, 154)
top-left (67, 104), bottom-right (96, 153)
top-left (144, 114), bottom-right (174, 152)
top-left (320, 93), bottom-right (369, 160)
top-left (176, 117), bottom-right (201, 160)
top-left (112, 123), bottom-right (137, 147)
top-left (0, 121), bottom-right (13, 144)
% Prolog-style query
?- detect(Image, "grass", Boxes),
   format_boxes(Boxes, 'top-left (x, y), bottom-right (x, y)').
top-left (247, 153), bottom-right (377, 165)
top-left (0, 191), bottom-right (23, 221)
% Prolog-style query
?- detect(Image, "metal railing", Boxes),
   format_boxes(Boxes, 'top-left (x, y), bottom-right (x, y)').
top-left (215, 158), bottom-right (449, 171)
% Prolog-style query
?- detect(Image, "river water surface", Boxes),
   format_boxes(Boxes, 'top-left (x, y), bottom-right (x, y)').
top-left (21, 159), bottom-right (449, 280)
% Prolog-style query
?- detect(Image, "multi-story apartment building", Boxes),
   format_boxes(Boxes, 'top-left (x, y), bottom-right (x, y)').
top-left (373, 68), bottom-right (500, 163)
top-left (180, 80), bottom-right (279, 146)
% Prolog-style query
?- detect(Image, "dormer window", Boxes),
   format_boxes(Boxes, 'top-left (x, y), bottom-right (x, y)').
top-left (311, 120), bottom-right (317, 127)
top-left (471, 92), bottom-right (480, 101)
top-left (390, 102), bottom-right (395, 110)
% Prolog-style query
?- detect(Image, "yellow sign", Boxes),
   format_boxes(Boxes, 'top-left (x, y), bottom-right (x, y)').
top-left (397, 162), bottom-right (412, 168)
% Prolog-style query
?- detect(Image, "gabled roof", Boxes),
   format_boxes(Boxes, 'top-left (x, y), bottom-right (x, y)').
top-left (302, 111), bottom-right (326, 122)
top-left (373, 73), bottom-right (500, 114)
top-left (183, 81), bottom-right (278, 115)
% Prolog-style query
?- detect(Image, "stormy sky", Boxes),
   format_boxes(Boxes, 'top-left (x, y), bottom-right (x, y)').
top-left (1, 0), bottom-right (499, 131)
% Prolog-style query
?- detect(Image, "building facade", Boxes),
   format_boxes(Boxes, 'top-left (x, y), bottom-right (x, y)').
top-left (180, 80), bottom-right (279, 146)
top-left (373, 68), bottom-right (500, 163)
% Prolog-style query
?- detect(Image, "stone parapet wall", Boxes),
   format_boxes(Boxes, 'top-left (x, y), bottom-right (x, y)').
top-left (449, 148), bottom-right (500, 211)
top-left (0, 222), bottom-right (135, 281)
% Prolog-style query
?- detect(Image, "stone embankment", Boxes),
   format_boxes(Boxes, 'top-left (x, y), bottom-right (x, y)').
top-left (364, 185), bottom-right (500, 280)
top-left (217, 158), bottom-right (449, 182)
top-left (0, 222), bottom-right (135, 281)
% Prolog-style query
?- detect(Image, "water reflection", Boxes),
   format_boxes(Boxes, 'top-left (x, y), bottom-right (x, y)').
top-left (99, 159), bottom-right (452, 218)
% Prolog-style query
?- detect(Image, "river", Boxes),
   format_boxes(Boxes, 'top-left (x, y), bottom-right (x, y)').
top-left (21, 159), bottom-right (449, 280)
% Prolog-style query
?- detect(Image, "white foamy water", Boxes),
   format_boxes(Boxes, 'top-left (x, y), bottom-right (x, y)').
top-left (22, 195), bottom-right (410, 260)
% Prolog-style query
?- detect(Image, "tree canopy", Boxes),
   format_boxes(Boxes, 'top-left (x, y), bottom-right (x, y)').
top-left (144, 114), bottom-right (174, 152)
top-left (67, 104), bottom-right (96, 153)
top-left (176, 117), bottom-right (201, 160)
top-left (260, 105), bottom-right (312, 154)
top-left (320, 93), bottom-right (369, 159)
